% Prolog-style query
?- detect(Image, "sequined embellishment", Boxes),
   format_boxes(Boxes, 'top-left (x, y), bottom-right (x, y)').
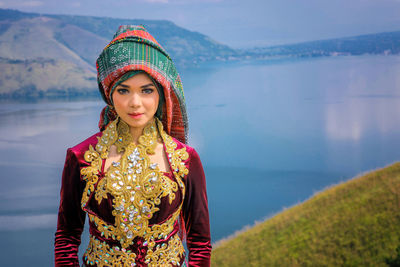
top-left (80, 117), bottom-right (189, 265)
top-left (83, 233), bottom-right (185, 267)
top-left (84, 235), bottom-right (137, 267)
top-left (88, 206), bottom-right (180, 250)
top-left (144, 233), bottom-right (185, 266)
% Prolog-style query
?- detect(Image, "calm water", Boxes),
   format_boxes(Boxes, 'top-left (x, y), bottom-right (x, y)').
top-left (1, 55), bottom-right (400, 266)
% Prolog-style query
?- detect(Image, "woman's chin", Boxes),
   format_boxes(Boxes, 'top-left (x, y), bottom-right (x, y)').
top-left (122, 116), bottom-right (154, 130)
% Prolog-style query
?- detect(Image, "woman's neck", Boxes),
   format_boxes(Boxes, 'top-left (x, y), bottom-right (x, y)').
top-left (129, 126), bottom-right (144, 144)
top-left (128, 118), bottom-right (157, 144)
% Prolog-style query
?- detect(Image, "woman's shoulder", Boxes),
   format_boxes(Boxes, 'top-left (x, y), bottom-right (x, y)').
top-left (67, 131), bottom-right (103, 158)
top-left (170, 136), bottom-right (200, 160)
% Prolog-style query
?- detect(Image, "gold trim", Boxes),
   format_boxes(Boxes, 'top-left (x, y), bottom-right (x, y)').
top-left (83, 233), bottom-right (185, 267)
top-left (80, 117), bottom-right (189, 265)
top-left (83, 235), bottom-right (137, 267)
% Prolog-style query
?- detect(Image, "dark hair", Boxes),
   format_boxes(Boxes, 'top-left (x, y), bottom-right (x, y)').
top-left (150, 77), bottom-right (165, 120)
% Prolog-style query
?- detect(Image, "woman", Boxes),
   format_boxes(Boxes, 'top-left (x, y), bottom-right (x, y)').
top-left (54, 25), bottom-right (212, 266)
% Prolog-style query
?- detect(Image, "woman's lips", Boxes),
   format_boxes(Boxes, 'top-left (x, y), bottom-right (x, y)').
top-left (128, 113), bottom-right (143, 119)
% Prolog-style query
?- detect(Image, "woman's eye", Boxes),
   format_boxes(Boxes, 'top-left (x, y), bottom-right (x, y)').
top-left (117, 88), bottom-right (129, 94)
top-left (142, 88), bottom-right (154, 94)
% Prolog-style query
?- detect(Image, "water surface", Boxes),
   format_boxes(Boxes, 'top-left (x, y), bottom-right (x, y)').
top-left (1, 55), bottom-right (400, 266)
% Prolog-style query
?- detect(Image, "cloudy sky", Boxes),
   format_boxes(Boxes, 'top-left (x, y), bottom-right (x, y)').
top-left (0, 0), bottom-right (400, 48)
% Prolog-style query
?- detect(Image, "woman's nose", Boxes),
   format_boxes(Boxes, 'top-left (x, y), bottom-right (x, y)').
top-left (128, 93), bottom-right (141, 107)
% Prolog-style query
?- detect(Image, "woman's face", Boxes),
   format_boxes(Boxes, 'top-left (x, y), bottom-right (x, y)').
top-left (112, 73), bottom-right (160, 131)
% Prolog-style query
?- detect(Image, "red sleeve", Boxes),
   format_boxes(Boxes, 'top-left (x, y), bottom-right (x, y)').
top-left (54, 148), bottom-right (86, 266)
top-left (182, 148), bottom-right (212, 267)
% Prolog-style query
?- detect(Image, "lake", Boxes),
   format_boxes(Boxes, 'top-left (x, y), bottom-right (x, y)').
top-left (1, 55), bottom-right (400, 266)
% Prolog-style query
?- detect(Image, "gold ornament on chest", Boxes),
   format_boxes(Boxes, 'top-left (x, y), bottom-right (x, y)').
top-left (81, 117), bottom-right (189, 249)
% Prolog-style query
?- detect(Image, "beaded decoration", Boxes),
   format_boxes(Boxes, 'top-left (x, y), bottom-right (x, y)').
top-left (80, 117), bottom-right (189, 266)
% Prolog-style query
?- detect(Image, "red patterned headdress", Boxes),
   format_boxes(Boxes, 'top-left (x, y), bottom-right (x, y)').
top-left (96, 25), bottom-right (188, 144)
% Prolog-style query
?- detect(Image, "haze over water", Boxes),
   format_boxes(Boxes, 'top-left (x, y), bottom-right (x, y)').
top-left (1, 55), bottom-right (400, 266)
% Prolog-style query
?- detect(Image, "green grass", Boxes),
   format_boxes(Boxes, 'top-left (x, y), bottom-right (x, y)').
top-left (212, 163), bottom-right (400, 266)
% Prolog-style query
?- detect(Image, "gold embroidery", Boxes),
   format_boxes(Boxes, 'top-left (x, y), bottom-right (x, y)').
top-left (83, 234), bottom-right (184, 267)
top-left (145, 234), bottom-right (185, 266)
top-left (103, 119), bottom-right (179, 247)
top-left (88, 206), bottom-right (180, 245)
top-left (95, 178), bottom-right (108, 204)
top-left (96, 121), bottom-right (118, 159)
top-left (80, 117), bottom-right (189, 265)
top-left (162, 130), bottom-right (189, 180)
top-left (138, 119), bottom-right (160, 154)
top-left (83, 235), bottom-right (137, 267)
top-left (81, 145), bottom-right (102, 208)
top-left (114, 118), bottom-right (132, 153)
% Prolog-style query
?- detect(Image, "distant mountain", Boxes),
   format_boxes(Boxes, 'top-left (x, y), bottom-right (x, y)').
top-left (0, 57), bottom-right (96, 97)
top-left (0, 8), bottom-right (236, 98)
top-left (0, 8), bottom-right (399, 98)
top-left (242, 30), bottom-right (400, 60)
top-left (0, 15), bottom-right (97, 71)
top-left (45, 13), bottom-right (237, 66)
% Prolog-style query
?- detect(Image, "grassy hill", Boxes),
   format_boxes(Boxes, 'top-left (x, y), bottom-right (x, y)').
top-left (211, 162), bottom-right (400, 266)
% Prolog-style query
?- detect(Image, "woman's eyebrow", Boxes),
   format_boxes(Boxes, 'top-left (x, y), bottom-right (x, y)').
top-left (141, 83), bottom-right (156, 88)
top-left (117, 83), bottom-right (155, 88)
top-left (117, 83), bottom-right (130, 88)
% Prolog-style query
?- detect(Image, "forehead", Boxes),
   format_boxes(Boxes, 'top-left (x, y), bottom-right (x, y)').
top-left (119, 73), bottom-right (155, 87)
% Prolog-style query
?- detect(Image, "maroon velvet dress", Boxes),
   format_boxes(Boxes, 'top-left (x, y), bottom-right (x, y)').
top-left (54, 126), bottom-right (212, 266)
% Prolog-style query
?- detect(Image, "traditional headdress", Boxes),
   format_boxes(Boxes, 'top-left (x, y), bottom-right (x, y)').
top-left (96, 25), bottom-right (188, 143)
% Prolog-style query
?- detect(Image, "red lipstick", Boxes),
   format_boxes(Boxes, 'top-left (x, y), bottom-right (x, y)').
top-left (128, 112), bottom-right (143, 119)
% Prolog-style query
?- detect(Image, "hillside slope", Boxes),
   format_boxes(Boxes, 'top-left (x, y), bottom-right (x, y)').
top-left (212, 163), bottom-right (400, 266)
top-left (0, 8), bottom-right (399, 98)
top-left (0, 8), bottom-right (237, 97)
top-left (47, 14), bottom-right (237, 65)
top-left (0, 57), bottom-right (96, 97)
top-left (0, 16), bottom-right (96, 71)
top-left (0, 8), bottom-right (236, 67)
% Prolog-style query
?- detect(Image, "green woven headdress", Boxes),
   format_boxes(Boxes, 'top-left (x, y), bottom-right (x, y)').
top-left (97, 25), bottom-right (188, 144)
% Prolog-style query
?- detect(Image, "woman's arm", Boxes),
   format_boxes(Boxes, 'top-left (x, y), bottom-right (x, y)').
top-left (182, 147), bottom-right (212, 267)
top-left (54, 148), bottom-right (86, 266)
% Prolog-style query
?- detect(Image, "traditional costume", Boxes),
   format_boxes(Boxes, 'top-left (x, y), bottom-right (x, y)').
top-left (54, 25), bottom-right (212, 267)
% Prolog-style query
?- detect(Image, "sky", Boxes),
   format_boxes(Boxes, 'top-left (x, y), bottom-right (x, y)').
top-left (0, 0), bottom-right (400, 48)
